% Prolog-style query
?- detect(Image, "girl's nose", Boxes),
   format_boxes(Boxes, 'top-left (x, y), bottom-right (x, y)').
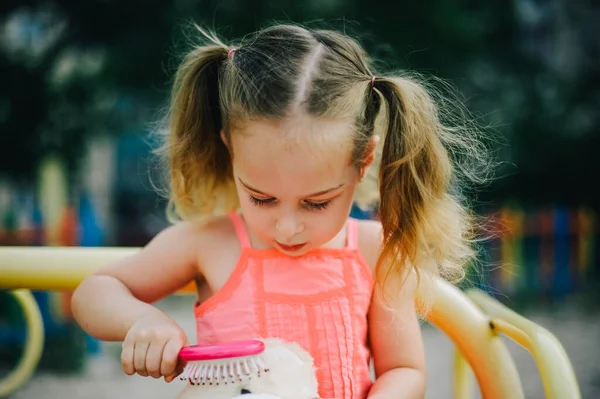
top-left (276, 213), bottom-right (304, 239)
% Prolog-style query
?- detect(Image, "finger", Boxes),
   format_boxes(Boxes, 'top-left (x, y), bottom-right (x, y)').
top-left (133, 341), bottom-right (150, 377)
top-left (146, 340), bottom-right (165, 379)
top-left (161, 337), bottom-right (185, 379)
top-left (164, 358), bottom-right (186, 383)
top-left (121, 341), bottom-right (135, 375)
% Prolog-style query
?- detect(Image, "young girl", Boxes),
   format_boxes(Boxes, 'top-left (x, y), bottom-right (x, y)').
top-left (72, 23), bottom-right (489, 399)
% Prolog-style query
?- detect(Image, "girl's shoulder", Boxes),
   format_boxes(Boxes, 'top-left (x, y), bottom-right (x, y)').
top-left (165, 214), bottom-right (236, 246)
top-left (355, 218), bottom-right (383, 271)
top-left (181, 213), bottom-right (240, 250)
top-left (182, 214), bottom-right (243, 275)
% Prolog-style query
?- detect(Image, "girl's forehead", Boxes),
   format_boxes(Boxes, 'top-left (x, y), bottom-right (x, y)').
top-left (230, 116), bottom-right (357, 195)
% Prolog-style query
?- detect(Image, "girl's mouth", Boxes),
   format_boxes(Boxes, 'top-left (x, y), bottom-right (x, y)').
top-left (275, 242), bottom-right (307, 252)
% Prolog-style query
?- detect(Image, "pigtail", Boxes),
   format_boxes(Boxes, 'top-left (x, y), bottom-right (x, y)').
top-left (165, 41), bottom-right (237, 220)
top-left (374, 76), bottom-right (481, 308)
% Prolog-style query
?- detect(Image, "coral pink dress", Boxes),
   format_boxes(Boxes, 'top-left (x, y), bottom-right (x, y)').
top-left (194, 213), bottom-right (374, 399)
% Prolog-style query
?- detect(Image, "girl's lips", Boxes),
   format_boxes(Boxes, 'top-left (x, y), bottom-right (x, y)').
top-left (275, 242), bottom-right (307, 252)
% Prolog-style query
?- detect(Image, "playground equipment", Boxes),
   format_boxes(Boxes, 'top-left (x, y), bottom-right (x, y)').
top-left (0, 246), bottom-right (581, 398)
top-left (0, 289), bottom-right (44, 397)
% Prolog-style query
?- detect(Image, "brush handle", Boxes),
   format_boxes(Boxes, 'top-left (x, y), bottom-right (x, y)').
top-left (178, 339), bottom-right (265, 361)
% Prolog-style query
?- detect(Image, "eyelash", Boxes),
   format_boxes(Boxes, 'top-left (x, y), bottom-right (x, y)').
top-left (248, 196), bottom-right (331, 211)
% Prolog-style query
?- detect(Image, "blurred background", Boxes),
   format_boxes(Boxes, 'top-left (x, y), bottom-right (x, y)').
top-left (0, 0), bottom-right (598, 398)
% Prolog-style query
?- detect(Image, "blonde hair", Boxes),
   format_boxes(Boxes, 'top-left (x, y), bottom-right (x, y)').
top-left (155, 23), bottom-right (493, 310)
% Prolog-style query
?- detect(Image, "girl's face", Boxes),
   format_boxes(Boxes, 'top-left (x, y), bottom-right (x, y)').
top-left (228, 115), bottom-right (366, 256)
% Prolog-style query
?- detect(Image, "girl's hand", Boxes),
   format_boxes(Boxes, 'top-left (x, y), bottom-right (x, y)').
top-left (121, 313), bottom-right (189, 382)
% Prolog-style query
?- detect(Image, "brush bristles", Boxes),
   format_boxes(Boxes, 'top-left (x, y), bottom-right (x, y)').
top-left (179, 356), bottom-right (269, 385)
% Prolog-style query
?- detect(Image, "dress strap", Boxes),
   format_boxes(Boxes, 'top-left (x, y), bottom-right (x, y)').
top-left (346, 218), bottom-right (359, 249)
top-left (228, 212), bottom-right (252, 248)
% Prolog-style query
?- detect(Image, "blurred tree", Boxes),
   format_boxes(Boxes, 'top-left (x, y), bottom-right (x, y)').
top-left (1, 0), bottom-right (176, 181)
top-left (1, 0), bottom-right (598, 208)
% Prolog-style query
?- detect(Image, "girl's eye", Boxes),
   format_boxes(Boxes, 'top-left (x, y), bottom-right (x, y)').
top-left (248, 195), bottom-right (276, 207)
top-left (305, 200), bottom-right (331, 211)
top-left (248, 195), bottom-right (331, 211)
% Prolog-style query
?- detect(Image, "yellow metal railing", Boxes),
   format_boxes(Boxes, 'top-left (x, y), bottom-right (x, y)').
top-left (466, 289), bottom-right (581, 399)
top-left (425, 279), bottom-right (523, 399)
top-left (0, 289), bottom-right (45, 398)
top-left (452, 346), bottom-right (473, 399)
top-left (0, 246), bottom-right (582, 398)
top-left (0, 246), bottom-right (139, 291)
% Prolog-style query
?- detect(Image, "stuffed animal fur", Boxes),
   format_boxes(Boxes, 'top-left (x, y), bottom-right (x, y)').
top-left (175, 338), bottom-right (319, 399)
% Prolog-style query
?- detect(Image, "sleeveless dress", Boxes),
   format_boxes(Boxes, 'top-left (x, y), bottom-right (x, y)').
top-left (194, 213), bottom-right (374, 399)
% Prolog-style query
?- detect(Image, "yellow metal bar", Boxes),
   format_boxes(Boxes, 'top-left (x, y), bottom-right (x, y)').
top-left (489, 318), bottom-right (532, 349)
top-left (424, 280), bottom-right (524, 399)
top-left (467, 289), bottom-right (581, 399)
top-left (0, 246), bottom-right (139, 291)
top-left (452, 345), bottom-right (472, 399)
top-left (0, 246), bottom-right (198, 293)
top-left (0, 289), bottom-right (45, 397)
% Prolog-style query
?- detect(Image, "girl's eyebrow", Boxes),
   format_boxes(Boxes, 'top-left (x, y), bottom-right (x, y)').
top-left (238, 178), bottom-right (344, 197)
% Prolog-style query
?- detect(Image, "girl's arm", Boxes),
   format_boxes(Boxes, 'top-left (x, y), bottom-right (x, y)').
top-left (367, 272), bottom-right (426, 399)
top-left (71, 221), bottom-right (204, 342)
top-left (357, 220), bottom-right (426, 398)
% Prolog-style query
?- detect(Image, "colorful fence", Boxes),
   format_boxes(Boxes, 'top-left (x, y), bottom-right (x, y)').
top-left (477, 204), bottom-right (597, 299)
top-left (351, 203), bottom-right (598, 300)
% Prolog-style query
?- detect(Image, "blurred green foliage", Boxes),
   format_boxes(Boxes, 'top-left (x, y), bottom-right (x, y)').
top-left (1, 0), bottom-right (598, 207)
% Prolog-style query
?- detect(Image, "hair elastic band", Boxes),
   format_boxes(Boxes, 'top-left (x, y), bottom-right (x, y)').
top-left (371, 76), bottom-right (376, 87)
top-left (228, 48), bottom-right (237, 58)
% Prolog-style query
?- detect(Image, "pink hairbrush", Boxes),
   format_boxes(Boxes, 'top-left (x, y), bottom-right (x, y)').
top-left (178, 339), bottom-right (269, 385)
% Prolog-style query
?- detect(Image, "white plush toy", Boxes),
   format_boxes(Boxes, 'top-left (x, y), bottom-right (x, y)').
top-left (175, 338), bottom-right (319, 399)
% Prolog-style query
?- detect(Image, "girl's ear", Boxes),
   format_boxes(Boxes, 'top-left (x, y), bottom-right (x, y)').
top-left (220, 130), bottom-right (229, 148)
top-left (360, 135), bottom-right (379, 180)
